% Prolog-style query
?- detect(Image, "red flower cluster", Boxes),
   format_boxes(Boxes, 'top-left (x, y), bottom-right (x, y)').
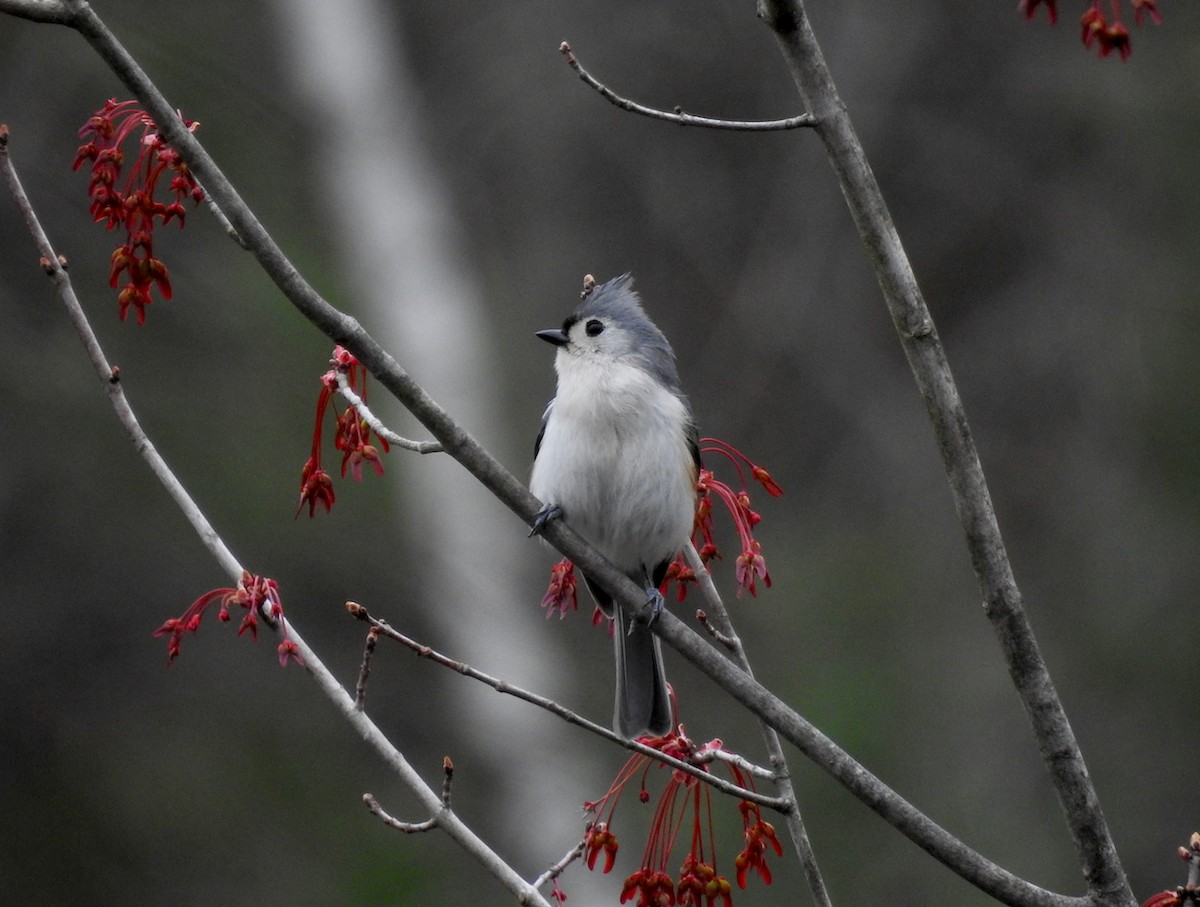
top-left (671, 438), bottom-right (782, 602)
top-left (578, 719), bottom-right (781, 906)
top-left (540, 439), bottom-right (781, 620)
top-left (1019, 0), bottom-right (1162, 60)
top-left (153, 571), bottom-right (301, 667)
top-left (73, 99), bottom-right (202, 324)
top-left (296, 346), bottom-right (391, 518)
top-left (542, 558), bottom-right (579, 619)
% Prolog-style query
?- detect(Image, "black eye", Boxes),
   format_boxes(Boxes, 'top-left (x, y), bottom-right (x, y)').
top-left (585, 319), bottom-right (604, 337)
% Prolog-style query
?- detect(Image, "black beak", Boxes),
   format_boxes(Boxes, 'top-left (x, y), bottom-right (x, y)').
top-left (535, 328), bottom-right (569, 347)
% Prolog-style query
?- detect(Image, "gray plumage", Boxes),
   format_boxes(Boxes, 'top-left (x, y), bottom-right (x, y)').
top-left (531, 274), bottom-right (699, 738)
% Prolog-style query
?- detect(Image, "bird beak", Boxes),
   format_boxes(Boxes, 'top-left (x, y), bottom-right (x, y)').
top-left (535, 328), bottom-right (569, 347)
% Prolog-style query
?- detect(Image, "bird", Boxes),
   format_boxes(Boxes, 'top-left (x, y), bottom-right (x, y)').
top-left (530, 273), bottom-right (699, 738)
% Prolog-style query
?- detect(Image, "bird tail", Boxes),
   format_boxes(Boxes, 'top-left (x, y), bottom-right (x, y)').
top-left (614, 605), bottom-right (674, 738)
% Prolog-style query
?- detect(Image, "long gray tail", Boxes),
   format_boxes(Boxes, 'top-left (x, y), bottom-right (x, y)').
top-left (614, 605), bottom-right (673, 738)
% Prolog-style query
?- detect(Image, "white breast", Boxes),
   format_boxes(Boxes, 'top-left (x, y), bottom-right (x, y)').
top-left (530, 357), bottom-right (695, 577)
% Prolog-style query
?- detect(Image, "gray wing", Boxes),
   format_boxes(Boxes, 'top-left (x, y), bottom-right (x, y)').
top-left (533, 397), bottom-right (555, 459)
top-left (686, 414), bottom-right (701, 475)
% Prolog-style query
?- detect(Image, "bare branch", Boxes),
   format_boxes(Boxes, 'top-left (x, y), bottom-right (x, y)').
top-left (363, 793), bottom-right (438, 834)
top-left (531, 838), bottom-right (586, 894)
top-left (345, 601), bottom-right (788, 812)
top-left (559, 41), bottom-right (815, 131)
top-left (354, 626), bottom-right (380, 711)
top-left (0, 0), bottom-right (70, 24)
top-left (336, 371), bottom-right (443, 454)
top-left (756, 2), bottom-right (1133, 905)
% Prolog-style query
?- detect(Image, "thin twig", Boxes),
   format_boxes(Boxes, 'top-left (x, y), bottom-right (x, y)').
top-left (354, 626), bottom-right (380, 710)
top-left (757, 2), bottom-right (1132, 906)
top-left (336, 371), bottom-right (443, 454)
top-left (700, 747), bottom-right (778, 781)
top-left (532, 837), bottom-right (586, 892)
top-left (439, 756), bottom-right (454, 808)
top-left (695, 610), bottom-right (738, 650)
top-left (560, 41), bottom-right (815, 131)
top-left (344, 601), bottom-right (787, 812)
top-left (363, 793), bottom-right (439, 834)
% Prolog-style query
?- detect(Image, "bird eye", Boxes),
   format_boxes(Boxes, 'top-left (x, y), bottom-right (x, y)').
top-left (585, 319), bottom-right (604, 337)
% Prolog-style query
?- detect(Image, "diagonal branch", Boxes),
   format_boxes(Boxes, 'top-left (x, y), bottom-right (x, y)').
top-left (755, 2), bottom-right (1133, 906)
top-left (0, 0), bottom-right (70, 23)
top-left (347, 601), bottom-right (789, 812)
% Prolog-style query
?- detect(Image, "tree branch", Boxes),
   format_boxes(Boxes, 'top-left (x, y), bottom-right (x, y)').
top-left (754, 2), bottom-right (1133, 906)
top-left (0, 0), bottom-right (71, 24)
top-left (560, 40), bottom-right (815, 131)
top-left (345, 601), bottom-right (788, 812)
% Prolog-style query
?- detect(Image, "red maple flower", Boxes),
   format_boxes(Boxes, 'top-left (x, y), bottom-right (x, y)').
top-left (74, 99), bottom-right (202, 324)
top-left (153, 571), bottom-right (301, 667)
top-left (1018, 0), bottom-right (1059, 23)
top-left (578, 710), bottom-right (778, 907)
top-left (296, 346), bottom-right (391, 517)
top-left (1131, 0), bottom-right (1163, 24)
top-left (542, 559), bottom-right (580, 618)
top-left (1021, 0), bottom-right (1162, 60)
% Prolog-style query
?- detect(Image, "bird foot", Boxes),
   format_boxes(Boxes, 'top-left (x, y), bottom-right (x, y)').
top-left (632, 585), bottom-right (665, 632)
top-left (528, 503), bottom-right (562, 538)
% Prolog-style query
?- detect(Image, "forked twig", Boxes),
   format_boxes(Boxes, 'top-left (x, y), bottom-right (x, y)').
top-left (344, 601), bottom-right (789, 812)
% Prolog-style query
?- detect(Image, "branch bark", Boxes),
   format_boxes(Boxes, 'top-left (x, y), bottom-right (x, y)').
top-left (755, 2), bottom-right (1133, 906)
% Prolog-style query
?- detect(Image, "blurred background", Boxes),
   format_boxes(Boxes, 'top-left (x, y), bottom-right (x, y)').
top-left (1, 1), bottom-right (1198, 904)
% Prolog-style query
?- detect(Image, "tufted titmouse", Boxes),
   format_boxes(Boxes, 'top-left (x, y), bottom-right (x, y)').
top-left (530, 274), bottom-right (700, 738)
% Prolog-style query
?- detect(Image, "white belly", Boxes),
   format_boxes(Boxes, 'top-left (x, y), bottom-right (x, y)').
top-left (530, 363), bottom-right (695, 577)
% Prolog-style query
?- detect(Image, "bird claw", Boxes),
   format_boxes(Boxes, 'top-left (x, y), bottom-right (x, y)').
top-left (528, 503), bottom-right (562, 538)
top-left (632, 586), bottom-right (665, 633)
